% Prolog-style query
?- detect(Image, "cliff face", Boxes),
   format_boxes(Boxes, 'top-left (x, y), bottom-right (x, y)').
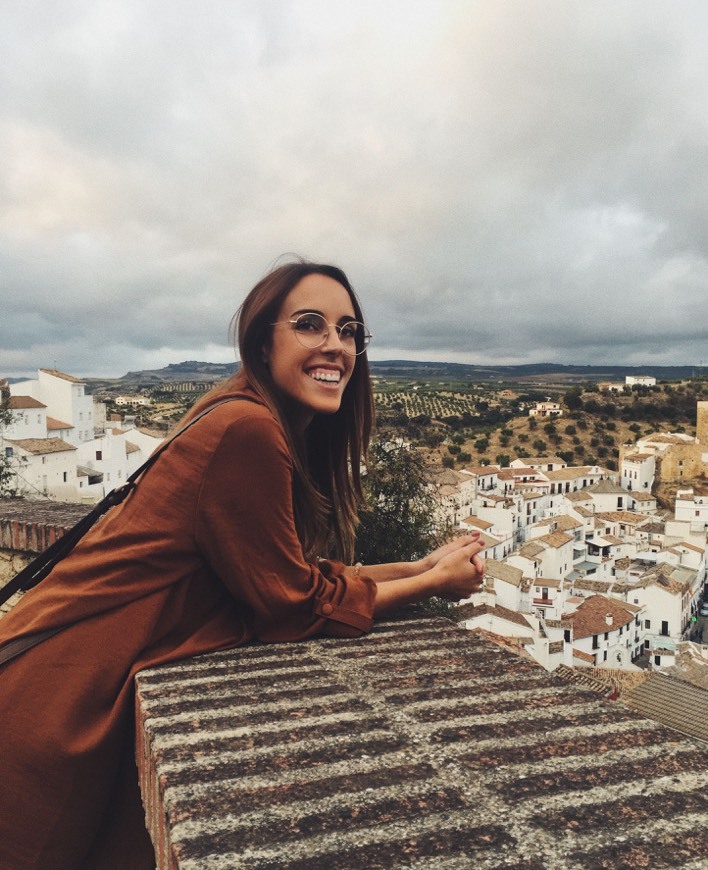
top-left (653, 476), bottom-right (708, 511)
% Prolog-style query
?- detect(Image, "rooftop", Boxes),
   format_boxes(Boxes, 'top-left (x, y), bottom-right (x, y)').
top-left (39, 368), bottom-right (85, 383)
top-left (6, 395), bottom-right (46, 409)
top-left (562, 594), bottom-right (638, 639)
top-left (5, 437), bottom-right (76, 455)
top-left (46, 416), bottom-right (73, 430)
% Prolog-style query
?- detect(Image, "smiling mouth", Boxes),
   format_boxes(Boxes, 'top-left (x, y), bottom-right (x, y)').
top-left (308, 369), bottom-right (342, 384)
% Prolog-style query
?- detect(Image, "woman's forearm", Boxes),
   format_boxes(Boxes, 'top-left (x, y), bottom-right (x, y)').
top-left (372, 570), bottom-right (443, 615)
top-left (350, 561), bottom-right (421, 583)
top-left (371, 540), bottom-right (487, 617)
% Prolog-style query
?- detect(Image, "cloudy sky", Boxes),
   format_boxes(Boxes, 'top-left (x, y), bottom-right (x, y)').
top-left (2, 1), bottom-right (708, 378)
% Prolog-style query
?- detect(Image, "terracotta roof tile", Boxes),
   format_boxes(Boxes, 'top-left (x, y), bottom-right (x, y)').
top-left (562, 594), bottom-right (638, 639)
top-left (7, 395), bottom-right (46, 409)
top-left (39, 368), bottom-right (85, 383)
top-left (46, 416), bottom-right (73, 430)
top-left (5, 437), bottom-right (76, 454)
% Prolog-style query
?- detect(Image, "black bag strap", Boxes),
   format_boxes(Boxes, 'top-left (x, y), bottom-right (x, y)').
top-left (0, 396), bottom-right (246, 607)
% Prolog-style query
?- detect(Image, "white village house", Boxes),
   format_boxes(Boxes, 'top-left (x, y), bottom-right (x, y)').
top-left (440, 401), bottom-right (708, 674)
top-left (2, 369), bottom-right (163, 503)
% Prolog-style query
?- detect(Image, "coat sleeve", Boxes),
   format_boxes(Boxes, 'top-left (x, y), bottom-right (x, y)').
top-left (193, 410), bottom-right (376, 642)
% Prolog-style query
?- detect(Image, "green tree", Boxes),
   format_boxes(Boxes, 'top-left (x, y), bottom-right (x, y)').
top-left (356, 441), bottom-right (447, 564)
top-left (423, 431), bottom-right (444, 448)
top-left (1, 383), bottom-right (22, 497)
top-left (564, 389), bottom-right (583, 411)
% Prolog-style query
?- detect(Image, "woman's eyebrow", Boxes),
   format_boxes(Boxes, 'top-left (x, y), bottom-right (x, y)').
top-left (289, 308), bottom-right (357, 322)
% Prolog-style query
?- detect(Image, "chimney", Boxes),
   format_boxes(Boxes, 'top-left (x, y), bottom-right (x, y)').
top-left (605, 614), bottom-right (613, 626)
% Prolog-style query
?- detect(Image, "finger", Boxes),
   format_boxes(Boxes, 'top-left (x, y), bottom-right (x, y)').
top-left (451, 533), bottom-right (480, 549)
top-left (472, 554), bottom-right (486, 574)
top-left (462, 540), bottom-right (486, 556)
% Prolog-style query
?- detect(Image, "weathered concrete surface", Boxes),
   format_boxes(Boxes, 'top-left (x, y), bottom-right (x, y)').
top-left (136, 614), bottom-right (708, 870)
top-left (0, 497), bottom-right (91, 612)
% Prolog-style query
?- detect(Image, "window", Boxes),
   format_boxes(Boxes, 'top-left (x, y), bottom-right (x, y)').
top-left (96, 451), bottom-right (102, 460)
top-left (661, 621), bottom-right (669, 636)
top-left (603, 651), bottom-right (608, 661)
top-left (654, 655), bottom-right (661, 666)
top-left (4, 447), bottom-right (13, 458)
top-left (592, 635), bottom-right (599, 650)
top-left (63, 472), bottom-right (67, 482)
top-left (645, 619), bottom-right (651, 629)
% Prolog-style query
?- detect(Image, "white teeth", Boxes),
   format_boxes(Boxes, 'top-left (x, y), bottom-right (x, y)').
top-left (309, 370), bottom-right (341, 383)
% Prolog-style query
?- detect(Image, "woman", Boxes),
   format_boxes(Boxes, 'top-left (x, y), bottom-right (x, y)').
top-left (0, 260), bottom-right (485, 868)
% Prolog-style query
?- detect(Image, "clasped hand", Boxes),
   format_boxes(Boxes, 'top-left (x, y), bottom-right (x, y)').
top-left (422, 534), bottom-right (486, 601)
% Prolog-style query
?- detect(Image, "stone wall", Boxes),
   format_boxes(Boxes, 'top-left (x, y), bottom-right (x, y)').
top-left (0, 497), bottom-right (91, 613)
top-left (135, 613), bottom-right (708, 870)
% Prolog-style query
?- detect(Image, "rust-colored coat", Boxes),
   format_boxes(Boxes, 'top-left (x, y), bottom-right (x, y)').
top-left (0, 389), bottom-right (375, 869)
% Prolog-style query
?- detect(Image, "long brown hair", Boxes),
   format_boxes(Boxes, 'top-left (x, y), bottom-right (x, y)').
top-left (187, 259), bottom-right (374, 562)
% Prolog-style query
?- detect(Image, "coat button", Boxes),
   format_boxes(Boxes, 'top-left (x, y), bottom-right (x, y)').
top-left (321, 603), bottom-right (334, 616)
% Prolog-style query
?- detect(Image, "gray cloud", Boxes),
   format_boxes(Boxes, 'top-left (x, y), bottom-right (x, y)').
top-left (2, 0), bottom-right (708, 378)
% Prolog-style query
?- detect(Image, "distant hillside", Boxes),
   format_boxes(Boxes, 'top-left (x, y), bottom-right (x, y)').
top-left (368, 360), bottom-right (697, 383)
top-left (121, 360), bottom-right (239, 381)
top-left (83, 359), bottom-right (699, 391)
top-left (85, 361), bottom-right (239, 391)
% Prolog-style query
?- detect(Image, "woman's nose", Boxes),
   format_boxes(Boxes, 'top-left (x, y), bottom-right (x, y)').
top-left (320, 324), bottom-right (345, 352)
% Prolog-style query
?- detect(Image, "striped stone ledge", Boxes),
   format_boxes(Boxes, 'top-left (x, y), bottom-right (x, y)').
top-left (135, 613), bottom-right (708, 870)
top-left (0, 497), bottom-right (91, 555)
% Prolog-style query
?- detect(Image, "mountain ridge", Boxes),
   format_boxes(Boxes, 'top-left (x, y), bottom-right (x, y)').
top-left (82, 359), bottom-right (700, 388)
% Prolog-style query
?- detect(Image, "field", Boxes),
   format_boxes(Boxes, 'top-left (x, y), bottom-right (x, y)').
top-left (373, 375), bottom-right (707, 471)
